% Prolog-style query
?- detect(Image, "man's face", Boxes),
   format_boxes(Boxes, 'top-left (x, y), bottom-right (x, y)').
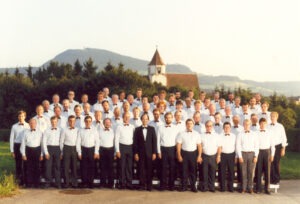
top-left (186, 121), bottom-right (194, 131)
top-left (141, 115), bottom-right (149, 126)
top-left (104, 119), bottom-right (111, 129)
top-left (68, 118), bottom-right (75, 128)
top-left (51, 118), bottom-right (58, 127)
top-left (224, 124), bottom-right (231, 133)
top-left (18, 113), bottom-right (26, 122)
top-left (29, 119), bottom-right (37, 129)
top-left (85, 118), bottom-right (92, 128)
top-left (165, 114), bottom-right (173, 124)
top-left (205, 122), bottom-right (213, 132)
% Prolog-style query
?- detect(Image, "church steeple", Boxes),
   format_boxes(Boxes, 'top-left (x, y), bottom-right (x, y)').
top-left (148, 48), bottom-right (167, 86)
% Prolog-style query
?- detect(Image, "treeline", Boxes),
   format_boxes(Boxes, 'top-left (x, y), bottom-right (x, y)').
top-left (0, 58), bottom-right (299, 130)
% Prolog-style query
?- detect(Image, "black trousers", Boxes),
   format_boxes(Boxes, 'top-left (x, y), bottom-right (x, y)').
top-left (14, 143), bottom-right (26, 184)
top-left (63, 145), bottom-right (78, 186)
top-left (182, 150), bottom-right (197, 188)
top-left (45, 146), bottom-right (61, 186)
top-left (271, 144), bottom-right (282, 184)
top-left (220, 152), bottom-right (235, 191)
top-left (81, 146), bottom-right (95, 186)
top-left (256, 149), bottom-right (271, 191)
top-left (100, 147), bottom-right (114, 186)
top-left (25, 146), bottom-right (41, 186)
top-left (161, 146), bottom-right (176, 188)
top-left (119, 144), bottom-right (133, 187)
top-left (202, 154), bottom-right (217, 190)
top-left (138, 155), bottom-right (153, 188)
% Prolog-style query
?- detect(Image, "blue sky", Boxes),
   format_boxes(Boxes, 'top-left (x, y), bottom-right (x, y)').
top-left (0, 0), bottom-right (299, 81)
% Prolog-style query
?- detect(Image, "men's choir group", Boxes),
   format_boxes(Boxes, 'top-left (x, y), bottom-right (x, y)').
top-left (10, 88), bottom-right (287, 194)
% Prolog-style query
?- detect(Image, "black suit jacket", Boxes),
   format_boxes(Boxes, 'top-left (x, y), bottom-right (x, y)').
top-left (133, 125), bottom-right (157, 158)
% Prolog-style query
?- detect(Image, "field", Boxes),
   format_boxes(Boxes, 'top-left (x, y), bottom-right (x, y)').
top-left (0, 142), bottom-right (300, 179)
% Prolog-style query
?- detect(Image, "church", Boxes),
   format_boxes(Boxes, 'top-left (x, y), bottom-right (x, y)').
top-left (148, 49), bottom-right (199, 89)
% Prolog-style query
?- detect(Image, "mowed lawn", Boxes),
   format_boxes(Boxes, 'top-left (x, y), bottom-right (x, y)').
top-left (0, 142), bottom-right (300, 179)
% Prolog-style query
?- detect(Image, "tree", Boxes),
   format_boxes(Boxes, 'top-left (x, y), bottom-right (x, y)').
top-left (73, 59), bottom-right (83, 76)
top-left (83, 58), bottom-right (97, 78)
top-left (26, 65), bottom-right (34, 84)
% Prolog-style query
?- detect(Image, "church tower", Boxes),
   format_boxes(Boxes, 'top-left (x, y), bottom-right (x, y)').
top-left (148, 48), bottom-right (167, 86)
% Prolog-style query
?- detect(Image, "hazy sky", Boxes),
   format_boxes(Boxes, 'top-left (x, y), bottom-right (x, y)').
top-left (1, 0), bottom-right (299, 81)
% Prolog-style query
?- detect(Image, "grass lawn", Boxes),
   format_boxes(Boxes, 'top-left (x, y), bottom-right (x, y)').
top-left (0, 142), bottom-right (300, 179)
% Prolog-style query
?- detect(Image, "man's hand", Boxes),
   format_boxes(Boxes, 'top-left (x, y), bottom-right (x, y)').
top-left (11, 153), bottom-right (15, 158)
top-left (281, 149), bottom-right (285, 157)
top-left (78, 155), bottom-right (82, 160)
top-left (22, 156), bottom-right (27, 161)
top-left (116, 152), bottom-right (121, 159)
top-left (134, 154), bottom-right (139, 162)
top-left (178, 155), bottom-right (183, 163)
top-left (158, 153), bottom-right (162, 159)
top-left (216, 156), bottom-right (221, 164)
top-left (270, 156), bottom-right (274, 162)
top-left (253, 157), bottom-right (257, 163)
top-left (152, 154), bottom-right (156, 161)
top-left (39, 156), bottom-right (44, 161)
top-left (94, 154), bottom-right (99, 160)
top-left (45, 154), bottom-right (50, 160)
top-left (239, 158), bottom-right (244, 163)
top-left (197, 156), bottom-right (203, 164)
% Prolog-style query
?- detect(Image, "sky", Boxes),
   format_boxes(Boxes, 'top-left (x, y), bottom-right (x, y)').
top-left (0, 0), bottom-right (299, 82)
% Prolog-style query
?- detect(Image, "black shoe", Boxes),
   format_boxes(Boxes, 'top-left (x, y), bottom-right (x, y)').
top-left (191, 187), bottom-right (197, 193)
top-left (63, 184), bottom-right (70, 189)
top-left (180, 187), bottom-right (187, 192)
top-left (229, 189), bottom-right (234, 193)
top-left (44, 184), bottom-right (50, 189)
top-left (202, 188), bottom-right (208, 192)
top-left (209, 189), bottom-right (215, 193)
top-left (265, 190), bottom-right (271, 195)
top-left (147, 187), bottom-right (152, 192)
top-left (169, 186), bottom-right (175, 191)
top-left (220, 189), bottom-right (225, 192)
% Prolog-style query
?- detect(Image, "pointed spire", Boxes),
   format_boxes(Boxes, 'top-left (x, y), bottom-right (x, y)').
top-left (148, 48), bottom-right (165, 66)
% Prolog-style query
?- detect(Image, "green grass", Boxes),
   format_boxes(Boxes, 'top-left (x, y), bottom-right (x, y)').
top-left (0, 142), bottom-right (15, 175)
top-left (281, 152), bottom-right (300, 179)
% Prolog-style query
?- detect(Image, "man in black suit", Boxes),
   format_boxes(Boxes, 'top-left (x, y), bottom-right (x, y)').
top-left (133, 113), bottom-right (157, 191)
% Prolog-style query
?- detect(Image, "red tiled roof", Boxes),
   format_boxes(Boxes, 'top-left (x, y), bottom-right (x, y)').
top-left (166, 74), bottom-right (199, 89)
top-left (148, 49), bottom-right (165, 66)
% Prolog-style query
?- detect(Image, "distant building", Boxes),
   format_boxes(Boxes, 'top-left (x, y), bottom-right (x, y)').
top-left (296, 98), bottom-right (300, 105)
top-left (148, 48), bottom-right (199, 89)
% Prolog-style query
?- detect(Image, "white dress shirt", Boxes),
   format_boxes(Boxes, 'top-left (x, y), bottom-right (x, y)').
top-left (10, 122), bottom-right (30, 152)
top-left (92, 102), bottom-right (104, 112)
top-left (157, 124), bottom-right (179, 154)
top-left (173, 121), bottom-right (185, 132)
top-left (267, 122), bottom-right (287, 147)
top-left (20, 129), bottom-right (43, 156)
top-left (201, 132), bottom-right (221, 155)
top-left (102, 110), bottom-right (114, 119)
top-left (221, 133), bottom-right (236, 154)
top-left (148, 120), bottom-right (164, 135)
top-left (214, 122), bottom-right (223, 134)
top-left (76, 127), bottom-right (100, 155)
top-left (115, 123), bottom-right (135, 152)
top-left (193, 122), bottom-right (205, 134)
top-left (43, 127), bottom-right (62, 155)
top-left (257, 129), bottom-right (275, 156)
top-left (231, 124), bottom-right (243, 136)
top-left (34, 115), bottom-right (50, 133)
top-left (75, 116), bottom-right (85, 129)
top-left (60, 127), bottom-right (79, 150)
top-left (258, 112), bottom-right (271, 124)
top-left (99, 128), bottom-right (115, 148)
top-left (236, 130), bottom-right (259, 158)
top-left (43, 109), bottom-right (54, 118)
top-left (69, 100), bottom-right (79, 111)
top-left (130, 118), bottom-right (142, 128)
top-left (177, 130), bottom-right (201, 152)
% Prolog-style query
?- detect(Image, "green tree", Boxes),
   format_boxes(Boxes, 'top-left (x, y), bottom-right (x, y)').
top-left (73, 59), bottom-right (83, 76)
top-left (83, 58), bottom-right (97, 78)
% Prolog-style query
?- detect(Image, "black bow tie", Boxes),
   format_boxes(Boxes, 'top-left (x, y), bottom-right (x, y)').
top-left (234, 126), bottom-right (238, 128)
top-left (252, 124), bottom-right (256, 127)
top-left (64, 110), bottom-right (68, 112)
top-left (85, 127), bottom-right (91, 129)
top-left (69, 127), bottom-right (74, 130)
top-left (142, 126), bottom-right (147, 129)
top-left (44, 111), bottom-right (48, 113)
top-left (115, 118), bottom-right (120, 120)
top-left (165, 125), bottom-right (171, 128)
top-left (134, 118), bottom-right (138, 120)
top-left (31, 129), bottom-right (36, 132)
top-left (104, 112), bottom-right (109, 114)
top-left (225, 116), bottom-right (230, 118)
top-left (206, 132), bottom-right (211, 134)
top-left (57, 117), bottom-right (61, 119)
top-left (262, 113), bottom-right (267, 115)
top-left (52, 128), bottom-right (57, 130)
top-left (113, 104), bottom-right (117, 106)
top-left (76, 117), bottom-right (80, 119)
top-left (104, 128), bottom-right (109, 131)
top-left (225, 134), bottom-right (230, 136)
top-left (195, 123), bottom-right (200, 126)
top-left (137, 99), bottom-right (140, 101)
top-left (96, 121), bottom-right (101, 124)
top-left (243, 113), bottom-right (248, 115)
top-left (215, 124), bottom-right (220, 126)
top-left (271, 123), bottom-right (275, 126)
top-left (124, 124), bottom-right (129, 126)
top-left (187, 130), bottom-right (192, 133)
top-left (260, 130), bottom-right (265, 132)
top-left (38, 116), bottom-right (43, 118)
top-left (19, 123), bottom-right (24, 126)
top-left (245, 131), bottom-right (250, 133)
top-left (155, 120), bottom-right (159, 123)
